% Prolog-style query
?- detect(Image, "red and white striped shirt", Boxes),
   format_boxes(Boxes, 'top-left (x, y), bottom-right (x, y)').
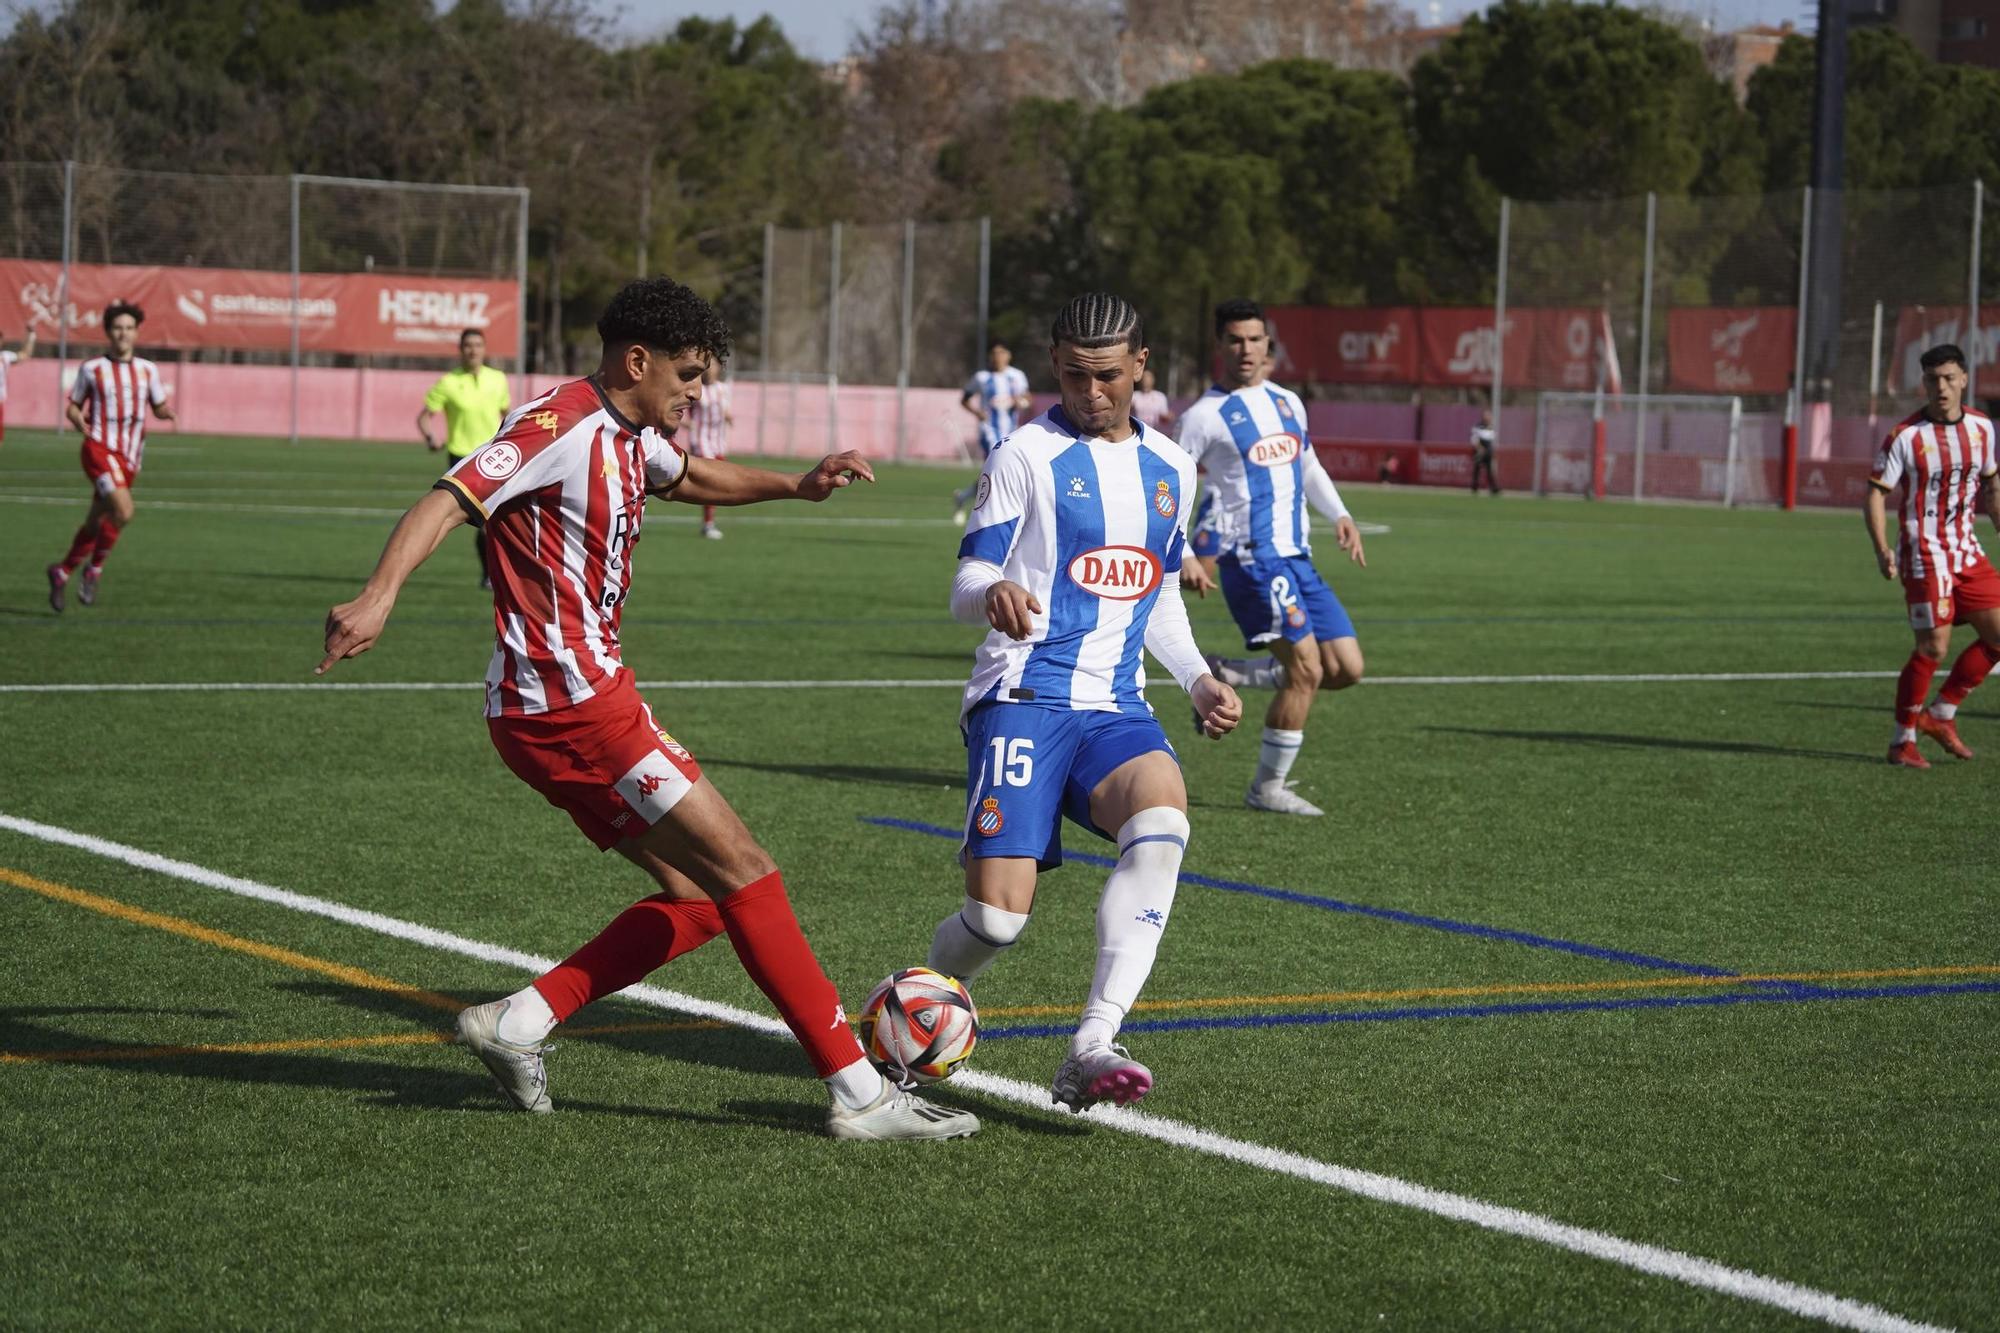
top-left (683, 380), bottom-right (731, 458)
top-left (71, 356), bottom-right (168, 467)
top-left (0, 349), bottom-right (19, 402)
top-left (438, 378), bottom-right (689, 719)
top-left (1870, 408), bottom-right (1998, 580)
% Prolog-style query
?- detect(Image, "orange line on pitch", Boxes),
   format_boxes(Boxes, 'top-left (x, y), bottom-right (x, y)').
top-left (0, 864), bottom-right (465, 1011)
top-left (974, 964), bottom-right (2000, 1020)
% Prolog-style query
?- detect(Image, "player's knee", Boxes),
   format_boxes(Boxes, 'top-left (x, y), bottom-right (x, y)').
top-left (1917, 634), bottom-right (1950, 661)
top-left (1324, 650), bottom-right (1363, 690)
top-left (1285, 651), bottom-right (1324, 691)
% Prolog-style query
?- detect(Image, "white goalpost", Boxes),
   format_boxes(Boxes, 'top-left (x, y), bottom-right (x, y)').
top-left (1532, 392), bottom-right (1767, 506)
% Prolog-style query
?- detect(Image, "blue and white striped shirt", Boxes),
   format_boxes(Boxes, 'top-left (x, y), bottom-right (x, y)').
top-left (964, 366), bottom-right (1031, 451)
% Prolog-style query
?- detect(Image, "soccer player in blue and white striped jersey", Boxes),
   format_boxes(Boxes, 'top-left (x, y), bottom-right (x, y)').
top-left (1177, 298), bottom-right (1370, 817)
top-left (932, 292), bottom-right (1242, 1114)
top-left (950, 340), bottom-right (1032, 524)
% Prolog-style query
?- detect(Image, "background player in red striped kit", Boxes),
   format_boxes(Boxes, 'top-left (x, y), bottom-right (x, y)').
top-left (46, 301), bottom-right (174, 611)
top-left (318, 277), bottom-right (976, 1141)
top-left (1864, 342), bottom-right (2000, 767)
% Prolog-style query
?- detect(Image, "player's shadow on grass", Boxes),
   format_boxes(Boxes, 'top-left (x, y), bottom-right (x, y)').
top-left (1780, 698), bottom-right (1999, 721)
top-left (0, 1005), bottom-right (239, 1052)
top-left (702, 755), bottom-right (962, 791)
top-left (1423, 726), bottom-right (1878, 764)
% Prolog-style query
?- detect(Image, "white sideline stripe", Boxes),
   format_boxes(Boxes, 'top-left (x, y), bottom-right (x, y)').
top-left (0, 670), bottom-right (1900, 696)
top-left (0, 810), bottom-right (1948, 1333)
top-left (0, 493), bottom-right (965, 526)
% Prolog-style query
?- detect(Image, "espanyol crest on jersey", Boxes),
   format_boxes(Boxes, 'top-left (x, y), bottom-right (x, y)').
top-left (956, 406), bottom-right (1195, 717)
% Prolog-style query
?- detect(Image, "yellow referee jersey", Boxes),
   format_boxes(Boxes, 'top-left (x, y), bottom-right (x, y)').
top-left (424, 364), bottom-right (510, 459)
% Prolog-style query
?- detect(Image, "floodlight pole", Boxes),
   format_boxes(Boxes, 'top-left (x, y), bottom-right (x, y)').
top-left (516, 188), bottom-right (530, 394)
top-left (1491, 196), bottom-right (1510, 458)
top-left (1969, 179), bottom-right (1984, 401)
top-left (897, 219), bottom-right (915, 460)
top-left (1634, 191), bottom-right (1657, 499)
top-left (977, 215), bottom-right (991, 366)
top-left (759, 221), bottom-right (774, 456)
top-left (54, 160), bottom-right (73, 429)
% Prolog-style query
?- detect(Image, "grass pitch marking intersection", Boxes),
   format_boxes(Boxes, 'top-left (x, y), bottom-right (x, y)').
top-left (0, 810), bottom-right (1950, 1333)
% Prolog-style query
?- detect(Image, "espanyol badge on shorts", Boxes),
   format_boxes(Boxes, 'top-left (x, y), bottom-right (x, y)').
top-left (975, 797), bottom-right (1004, 836)
top-left (1287, 605), bottom-right (1306, 628)
top-left (1153, 478), bottom-right (1176, 518)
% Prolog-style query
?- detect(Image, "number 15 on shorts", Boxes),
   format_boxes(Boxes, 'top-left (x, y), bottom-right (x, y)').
top-left (988, 737), bottom-right (1034, 786)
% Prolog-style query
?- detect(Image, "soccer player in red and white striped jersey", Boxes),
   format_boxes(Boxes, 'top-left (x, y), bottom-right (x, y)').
top-left (682, 357), bottom-right (732, 538)
top-left (0, 322), bottom-right (37, 447)
top-left (1865, 342), bottom-right (2000, 767)
top-left (45, 301), bottom-right (174, 611)
top-left (318, 277), bottom-right (976, 1141)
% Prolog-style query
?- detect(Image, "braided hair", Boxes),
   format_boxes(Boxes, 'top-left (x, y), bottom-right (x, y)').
top-left (1050, 292), bottom-right (1144, 352)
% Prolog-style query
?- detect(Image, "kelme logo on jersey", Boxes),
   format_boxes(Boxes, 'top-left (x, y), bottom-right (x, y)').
top-left (475, 441), bottom-right (522, 480)
top-left (1153, 479), bottom-right (1176, 518)
top-left (1067, 545), bottom-right (1163, 600)
top-left (1248, 433), bottom-right (1301, 468)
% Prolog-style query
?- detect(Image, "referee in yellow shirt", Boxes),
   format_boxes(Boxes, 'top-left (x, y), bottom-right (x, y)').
top-left (417, 327), bottom-right (510, 588)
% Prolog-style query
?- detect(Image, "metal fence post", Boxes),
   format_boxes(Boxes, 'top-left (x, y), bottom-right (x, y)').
top-left (1969, 179), bottom-right (1984, 400)
top-left (827, 221), bottom-right (842, 451)
top-left (1634, 191), bottom-right (1657, 500)
top-left (289, 173), bottom-right (301, 447)
top-left (977, 215), bottom-right (991, 364)
top-left (1785, 186), bottom-right (1813, 511)
top-left (897, 218), bottom-right (915, 460)
top-left (516, 188), bottom-right (530, 396)
top-left (54, 159), bottom-right (73, 428)
top-left (1492, 196), bottom-right (1510, 459)
top-left (758, 221), bottom-right (774, 457)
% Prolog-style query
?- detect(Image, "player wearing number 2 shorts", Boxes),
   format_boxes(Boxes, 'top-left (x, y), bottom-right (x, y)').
top-left (319, 277), bottom-right (975, 1141)
top-left (929, 291), bottom-right (1242, 1115)
top-left (1864, 341), bottom-right (2000, 768)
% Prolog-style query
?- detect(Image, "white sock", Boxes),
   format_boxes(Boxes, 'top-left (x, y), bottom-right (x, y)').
top-left (1894, 724), bottom-right (1917, 744)
top-left (494, 985), bottom-right (558, 1045)
top-left (1253, 727), bottom-right (1305, 788)
top-left (826, 1056), bottom-right (887, 1110)
top-left (1930, 699), bottom-right (1958, 720)
top-left (1073, 808), bottom-right (1188, 1055)
top-left (928, 895), bottom-right (1030, 983)
top-left (1217, 656), bottom-right (1285, 688)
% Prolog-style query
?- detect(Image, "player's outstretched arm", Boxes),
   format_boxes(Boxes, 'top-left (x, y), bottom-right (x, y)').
top-left (670, 451), bottom-right (875, 506)
top-left (317, 488), bottom-right (467, 675)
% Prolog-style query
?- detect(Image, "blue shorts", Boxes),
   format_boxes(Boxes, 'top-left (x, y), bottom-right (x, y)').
top-left (961, 703), bottom-right (1177, 871)
top-left (1218, 553), bottom-right (1355, 650)
top-left (1190, 491), bottom-right (1220, 561)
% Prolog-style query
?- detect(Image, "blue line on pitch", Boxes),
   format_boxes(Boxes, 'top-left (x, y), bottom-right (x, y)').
top-left (862, 815), bottom-right (1734, 976)
top-left (976, 980), bottom-right (2000, 1040)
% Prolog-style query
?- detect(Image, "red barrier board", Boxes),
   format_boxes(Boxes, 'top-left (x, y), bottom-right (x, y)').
top-left (1888, 304), bottom-right (2000, 393)
top-left (0, 259), bottom-right (519, 357)
top-left (1416, 307), bottom-right (1533, 387)
top-left (1665, 307), bottom-right (1794, 394)
top-left (1267, 305), bottom-right (1419, 384)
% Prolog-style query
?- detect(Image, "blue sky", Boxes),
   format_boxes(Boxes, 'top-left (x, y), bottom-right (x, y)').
top-left (590, 0), bottom-right (1815, 61)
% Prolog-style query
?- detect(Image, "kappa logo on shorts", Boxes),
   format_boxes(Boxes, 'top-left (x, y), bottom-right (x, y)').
top-left (635, 772), bottom-right (666, 797)
top-left (975, 797), bottom-right (1004, 836)
top-left (475, 441), bottom-right (522, 480)
top-left (1153, 478), bottom-right (1176, 518)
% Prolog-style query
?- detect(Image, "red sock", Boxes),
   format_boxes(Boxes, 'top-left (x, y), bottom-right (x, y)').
top-left (60, 520), bottom-right (99, 572)
top-left (532, 894), bottom-right (724, 1022)
top-left (88, 518), bottom-right (123, 570)
top-left (716, 871), bottom-right (865, 1077)
top-left (1896, 651), bottom-right (1940, 723)
top-left (1938, 640), bottom-right (2000, 705)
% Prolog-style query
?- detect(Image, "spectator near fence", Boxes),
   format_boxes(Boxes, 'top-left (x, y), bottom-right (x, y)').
top-left (1131, 368), bottom-right (1172, 434)
top-left (0, 322), bottom-right (35, 446)
top-left (1470, 410), bottom-right (1500, 495)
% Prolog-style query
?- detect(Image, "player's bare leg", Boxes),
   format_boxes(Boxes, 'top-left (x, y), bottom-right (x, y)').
top-left (1891, 625), bottom-right (1951, 768)
top-left (1918, 607), bottom-right (2000, 760)
top-left (1246, 636), bottom-right (1324, 815)
top-left (1043, 751), bottom-right (1190, 1112)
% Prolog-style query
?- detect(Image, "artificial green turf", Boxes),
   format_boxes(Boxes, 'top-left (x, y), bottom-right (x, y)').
top-left (1, 428), bottom-right (1994, 1329)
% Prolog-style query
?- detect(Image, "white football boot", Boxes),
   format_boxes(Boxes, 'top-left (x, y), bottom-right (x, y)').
top-left (827, 1079), bottom-right (980, 1141)
top-left (456, 999), bottom-right (554, 1114)
top-left (1244, 780), bottom-right (1324, 817)
top-left (1051, 1043), bottom-right (1153, 1113)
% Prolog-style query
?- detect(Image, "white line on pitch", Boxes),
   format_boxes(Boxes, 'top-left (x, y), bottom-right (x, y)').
top-left (0, 670), bottom-right (1899, 696)
top-left (0, 810), bottom-right (1951, 1333)
top-left (0, 493), bottom-right (966, 526)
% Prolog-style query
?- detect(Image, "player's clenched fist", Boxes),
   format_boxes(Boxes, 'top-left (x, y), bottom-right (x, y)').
top-left (1876, 548), bottom-right (1898, 581)
top-left (1191, 674), bottom-right (1243, 740)
top-left (984, 580), bottom-right (1043, 640)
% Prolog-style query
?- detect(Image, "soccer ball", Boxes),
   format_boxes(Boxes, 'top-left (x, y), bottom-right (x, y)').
top-left (858, 966), bottom-right (979, 1085)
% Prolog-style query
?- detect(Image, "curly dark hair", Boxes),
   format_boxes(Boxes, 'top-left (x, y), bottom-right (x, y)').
top-left (1213, 298), bottom-right (1264, 336)
top-left (597, 278), bottom-right (730, 361)
top-left (104, 300), bottom-right (144, 329)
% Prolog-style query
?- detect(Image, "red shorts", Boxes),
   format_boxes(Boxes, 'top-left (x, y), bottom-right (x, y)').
top-left (81, 437), bottom-right (136, 496)
top-left (1904, 554), bottom-right (2000, 630)
top-left (487, 679), bottom-right (704, 850)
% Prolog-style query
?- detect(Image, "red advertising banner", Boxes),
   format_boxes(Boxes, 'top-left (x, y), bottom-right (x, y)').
top-left (1531, 308), bottom-right (1604, 392)
top-left (1267, 305), bottom-right (1418, 384)
top-left (1665, 307), bottom-right (1794, 394)
top-left (1888, 304), bottom-right (2000, 393)
top-left (1417, 307), bottom-right (1532, 387)
top-left (0, 259), bottom-right (519, 358)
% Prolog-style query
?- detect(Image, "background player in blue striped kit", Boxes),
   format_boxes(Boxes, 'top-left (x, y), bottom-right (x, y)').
top-left (1177, 298), bottom-right (1370, 817)
top-left (930, 292), bottom-right (1243, 1113)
